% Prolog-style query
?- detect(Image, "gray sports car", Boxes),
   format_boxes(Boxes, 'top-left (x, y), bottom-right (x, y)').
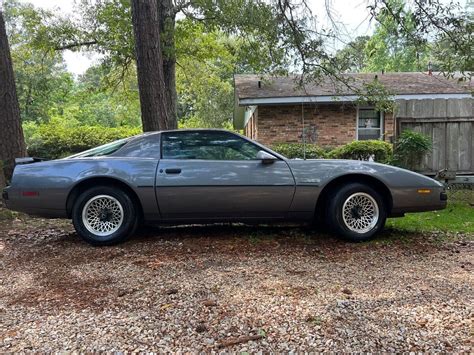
top-left (3, 129), bottom-right (447, 245)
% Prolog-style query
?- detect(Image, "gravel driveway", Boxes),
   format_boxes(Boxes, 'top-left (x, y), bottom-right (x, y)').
top-left (0, 215), bottom-right (472, 352)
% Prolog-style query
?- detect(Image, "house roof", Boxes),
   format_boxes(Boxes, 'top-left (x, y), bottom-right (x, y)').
top-left (233, 72), bottom-right (472, 129)
top-left (235, 72), bottom-right (472, 100)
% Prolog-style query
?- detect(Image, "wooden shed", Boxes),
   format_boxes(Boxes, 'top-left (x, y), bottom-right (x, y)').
top-left (397, 98), bottom-right (473, 174)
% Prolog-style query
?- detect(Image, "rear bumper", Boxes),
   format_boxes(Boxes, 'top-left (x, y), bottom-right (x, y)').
top-left (2, 186), bottom-right (67, 218)
top-left (2, 186), bottom-right (9, 201)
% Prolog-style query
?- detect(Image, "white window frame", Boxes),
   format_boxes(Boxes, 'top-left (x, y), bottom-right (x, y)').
top-left (356, 106), bottom-right (384, 141)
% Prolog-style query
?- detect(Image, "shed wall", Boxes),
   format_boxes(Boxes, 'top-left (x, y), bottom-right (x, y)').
top-left (397, 98), bottom-right (473, 174)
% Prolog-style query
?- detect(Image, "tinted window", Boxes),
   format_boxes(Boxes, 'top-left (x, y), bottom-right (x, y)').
top-left (67, 138), bottom-right (130, 159)
top-left (115, 134), bottom-right (161, 158)
top-left (162, 131), bottom-right (261, 160)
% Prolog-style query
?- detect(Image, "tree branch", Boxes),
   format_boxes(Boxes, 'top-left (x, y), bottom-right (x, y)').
top-left (54, 40), bottom-right (98, 51)
top-left (173, 0), bottom-right (192, 15)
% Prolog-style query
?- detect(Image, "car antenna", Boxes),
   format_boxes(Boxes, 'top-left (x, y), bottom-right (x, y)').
top-left (302, 101), bottom-right (306, 160)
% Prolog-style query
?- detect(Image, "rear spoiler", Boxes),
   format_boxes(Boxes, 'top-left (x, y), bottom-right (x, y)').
top-left (15, 157), bottom-right (47, 165)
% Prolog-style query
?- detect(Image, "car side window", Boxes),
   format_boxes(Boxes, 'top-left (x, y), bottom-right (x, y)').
top-left (162, 131), bottom-right (262, 160)
top-left (116, 134), bottom-right (161, 158)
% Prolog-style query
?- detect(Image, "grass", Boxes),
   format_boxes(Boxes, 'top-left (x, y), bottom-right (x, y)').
top-left (387, 202), bottom-right (474, 234)
top-left (0, 207), bottom-right (16, 221)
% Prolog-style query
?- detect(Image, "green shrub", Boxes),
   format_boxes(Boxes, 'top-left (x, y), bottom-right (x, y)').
top-left (25, 119), bottom-right (141, 159)
top-left (392, 130), bottom-right (431, 171)
top-left (271, 143), bottom-right (327, 159)
top-left (329, 140), bottom-right (393, 163)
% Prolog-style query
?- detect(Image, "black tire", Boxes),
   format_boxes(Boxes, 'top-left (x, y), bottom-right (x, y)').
top-left (72, 186), bottom-right (138, 246)
top-left (326, 183), bottom-right (387, 242)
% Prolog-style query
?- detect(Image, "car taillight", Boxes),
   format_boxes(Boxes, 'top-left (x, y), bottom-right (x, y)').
top-left (22, 191), bottom-right (39, 197)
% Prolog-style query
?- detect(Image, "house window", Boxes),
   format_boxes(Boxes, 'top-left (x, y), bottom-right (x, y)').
top-left (357, 108), bottom-right (383, 140)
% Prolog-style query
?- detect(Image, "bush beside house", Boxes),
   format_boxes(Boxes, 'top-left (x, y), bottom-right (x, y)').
top-left (273, 131), bottom-right (431, 170)
top-left (271, 143), bottom-right (328, 159)
top-left (392, 130), bottom-right (432, 171)
top-left (328, 140), bottom-right (392, 163)
top-left (272, 140), bottom-right (393, 163)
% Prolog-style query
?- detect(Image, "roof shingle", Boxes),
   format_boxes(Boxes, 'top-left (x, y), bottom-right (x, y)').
top-left (234, 73), bottom-right (472, 99)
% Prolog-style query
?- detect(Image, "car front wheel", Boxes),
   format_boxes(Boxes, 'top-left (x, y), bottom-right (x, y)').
top-left (72, 186), bottom-right (137, 246)
top-left (327, 183), bottom-right (386, 242)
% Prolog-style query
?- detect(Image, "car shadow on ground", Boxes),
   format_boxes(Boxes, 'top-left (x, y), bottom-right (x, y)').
top-left (0, 211), bottom-right (458, 261)
top-left (123, 222), bottom-right (444, 258)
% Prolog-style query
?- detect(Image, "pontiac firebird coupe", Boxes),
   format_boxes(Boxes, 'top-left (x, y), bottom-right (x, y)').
top-left (3, 129), bottom-right (447, 245)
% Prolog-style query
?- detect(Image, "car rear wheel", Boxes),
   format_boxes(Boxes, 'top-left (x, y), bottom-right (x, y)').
top-left (72, 186), bottom-right (137, 246)
top-left (327, 183), bottom-right (386, 242)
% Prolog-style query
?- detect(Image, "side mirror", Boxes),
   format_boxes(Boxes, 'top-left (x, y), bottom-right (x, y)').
top-left (256, 150), bottom-right (277, 164)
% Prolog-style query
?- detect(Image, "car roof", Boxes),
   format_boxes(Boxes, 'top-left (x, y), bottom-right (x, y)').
top-left (141, 128), bottom-right (237, 134)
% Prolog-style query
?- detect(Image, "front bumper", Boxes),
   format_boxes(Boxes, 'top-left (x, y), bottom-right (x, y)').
top-left (440, 191), bottom-right (448, 201)
top-left (391, 186), bottom-right (447, 215)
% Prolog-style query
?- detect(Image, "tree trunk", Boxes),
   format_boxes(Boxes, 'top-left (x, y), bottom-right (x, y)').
top-left (131, 0), bottom-right (171, 132)
top-left (0, 10), bottom-right (26, 188)
top-left (159, 0), bottom-right (177, 129)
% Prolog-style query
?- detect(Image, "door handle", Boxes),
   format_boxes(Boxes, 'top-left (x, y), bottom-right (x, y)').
top-left (165, 168), bottom-right (181, 174)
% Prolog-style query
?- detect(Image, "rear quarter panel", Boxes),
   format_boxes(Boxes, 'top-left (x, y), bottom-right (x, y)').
top-left (7, 158), bottom-right (159, 218)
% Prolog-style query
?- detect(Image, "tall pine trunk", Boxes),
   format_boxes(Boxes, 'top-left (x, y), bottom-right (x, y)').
top-left (0, 10), bottom-right (26, 187)
top-left (159, 0), bottom-right (177, 130)
top-left (131, 0), bottom-right (171, 132)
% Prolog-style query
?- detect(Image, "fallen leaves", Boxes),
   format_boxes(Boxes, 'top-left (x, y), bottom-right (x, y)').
top-left (202, 299), bottom-right (217, 307)
top-left (341, 288), bottom-right (353, 295)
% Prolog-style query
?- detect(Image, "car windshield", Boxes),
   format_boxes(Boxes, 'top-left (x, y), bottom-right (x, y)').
top-left (66, 138), bottom-right (131, 159)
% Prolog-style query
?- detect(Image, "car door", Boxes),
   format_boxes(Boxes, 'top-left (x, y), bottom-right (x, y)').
top-left (155, 130), bottom-right (295, 220)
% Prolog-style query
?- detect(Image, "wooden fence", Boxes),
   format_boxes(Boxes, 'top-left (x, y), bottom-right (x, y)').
top-left (396, 98), bottom-right (473, 174)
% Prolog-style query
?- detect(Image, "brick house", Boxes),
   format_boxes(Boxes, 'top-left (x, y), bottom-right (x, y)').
top-left (233, 73), bottom-right (472, 148)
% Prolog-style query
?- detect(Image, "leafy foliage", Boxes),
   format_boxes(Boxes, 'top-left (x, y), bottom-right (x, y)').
top-left (364, 0), bottom-right (430, 73)
top-left (367, 0), bottom-right (472, 78)
top-left (3, 0), bottom-right (141, 128)
top-left (4, 0), bottom-right (75, 123)
top-left (392, 129), bottom-right (431, 171)
top-left (5, 0), bottom-right (292, 130)
top-left (28, 0), bottom-right (291, 79)
top-left (176, 20), bottom-right (235, 129)
top-left (335, 36), bottom-right (370, 72)
top-left (24, 118), bottom-right (140, 159)
top-left (356, 79), bottom-right (396, 113)
top-left (336, 0), bottom-right (471, 78)
top-left (66, 65), bottom-right (142, 127)
top-left (329, 140), bottom-right (393, 163)
top-left (271, 143), bottom-right (327, 159)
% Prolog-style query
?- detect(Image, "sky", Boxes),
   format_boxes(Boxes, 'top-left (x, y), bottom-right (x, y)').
top-left (18, 0), bottom-right (466, 75)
